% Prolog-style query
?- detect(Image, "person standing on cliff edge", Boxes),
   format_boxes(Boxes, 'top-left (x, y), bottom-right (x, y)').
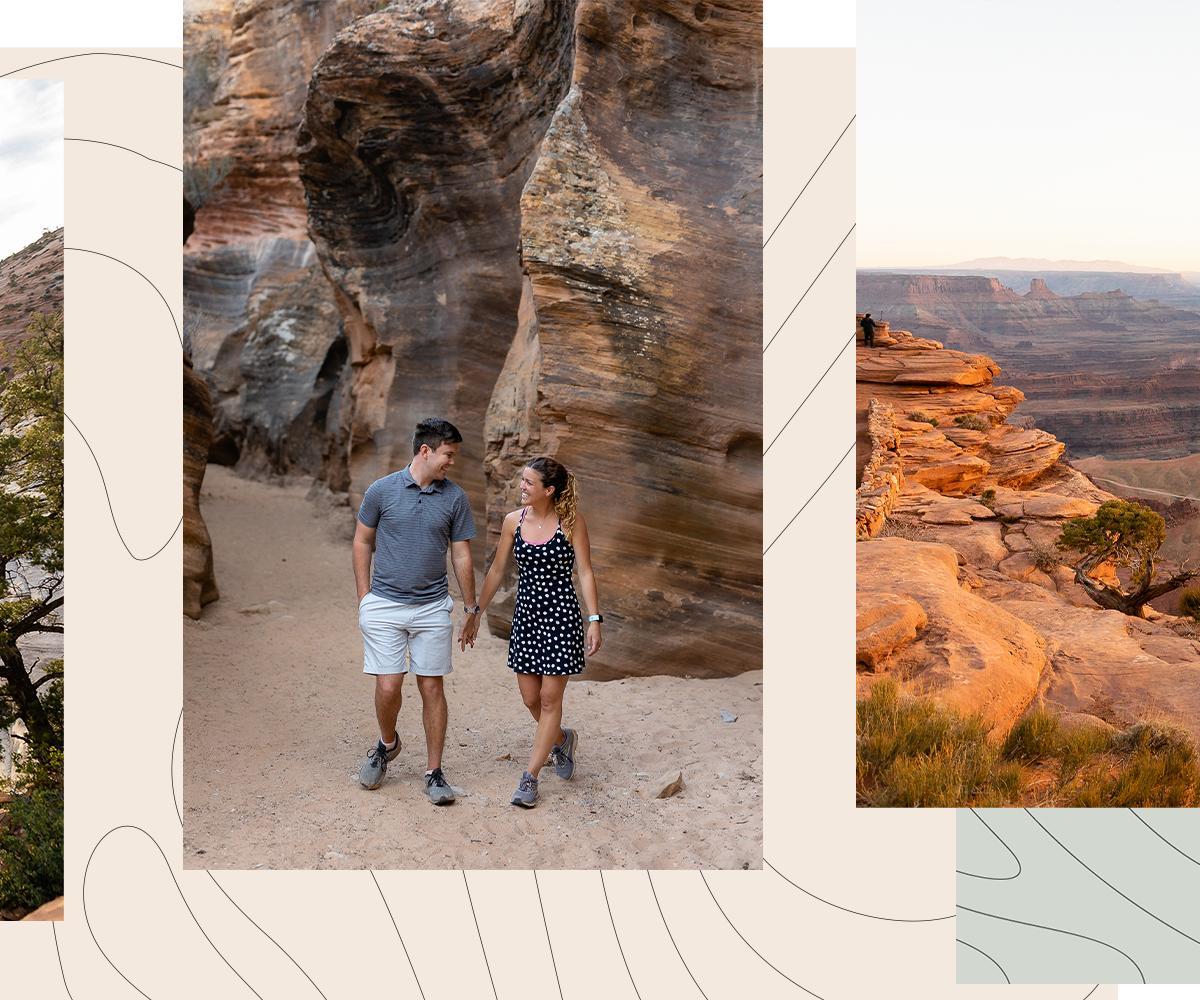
top-left (861, 312), bottom-right (876, 347)
top-left (353, 417), bottom-right (480, 804)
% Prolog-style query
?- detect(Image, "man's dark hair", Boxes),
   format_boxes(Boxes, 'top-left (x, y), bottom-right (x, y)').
top-left (413, 417), bottom-right (463, 455)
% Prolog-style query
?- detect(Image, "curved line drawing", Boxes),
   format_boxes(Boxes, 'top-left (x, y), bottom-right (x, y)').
top-left (462, 872), bottom-right (499, 1000)
top-left (1026, 808), bottom-right (1200, 949)
top-left (52, 924), bottom-right (75, 1000)
top-left (64, 247), bottom-right (181, 345)
top-left (763, 114), bottom-right (855, 249)
top-left (533, 871), bottom-right (565, 1000)
top-left (956, 904), bottom-right (1145, 984)
top-left (956, 809), bottom-right (1022, 881)
top-left (763, 442), bottom-right (855, 555)
top-left (1129, 808), bottom-right (1200, 867)
top-left (1081, 987), bottom-right (1100, 1000)
top-left (370, 871), bottom-right (426, 1000)
top-left (83, 826), bottom-right (265, 999)
top-left (65, 137), bottom-right (181, 172)
top-left (172, 708), bottom-right (183, 826)
top-left (65, 412), bottom-right (182, 561)
top-left (599, 871), bottom-right (644, 1000)
top-left (955, 937), bottom-right (1010, 984)
top-left (699, 872), bottom-right (826, 998)
top-left (646, 872), bottom-right (709, 999)
top-left (0, 52), bottom-right (182, 78)
top-left (766, 859), bottom-right (955, 922)
top-left (206, 873), bottom-right (329, 999)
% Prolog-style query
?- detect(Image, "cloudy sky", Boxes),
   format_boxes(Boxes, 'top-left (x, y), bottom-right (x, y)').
top-left (0, 79), bottom-right (62, 260)
top-left (858, 1), bottom-right (1200, 273)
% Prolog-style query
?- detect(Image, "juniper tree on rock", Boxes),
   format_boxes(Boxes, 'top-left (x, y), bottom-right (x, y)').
top-left (1056, 499), bottom-right (1197, 619)
top-left (0, 311), bottom-right (63, 755)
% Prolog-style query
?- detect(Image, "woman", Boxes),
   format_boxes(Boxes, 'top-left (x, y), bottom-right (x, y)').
top-left (466, 457), bottom-right (602, 807)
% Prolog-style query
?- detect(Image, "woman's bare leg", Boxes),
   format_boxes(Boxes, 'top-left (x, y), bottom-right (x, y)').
top-left (526, 675), bottom-right (568, 778)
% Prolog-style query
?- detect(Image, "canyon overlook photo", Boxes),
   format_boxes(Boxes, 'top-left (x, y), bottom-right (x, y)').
top-left (183, 1), bottom-right (762, 869)
top-left (855, 265), bottom-right (1200, 807)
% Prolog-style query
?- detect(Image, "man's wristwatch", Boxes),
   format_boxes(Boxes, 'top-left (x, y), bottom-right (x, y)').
top-left (588, 614), bottom-right (603, 623)
top-left (464, 605), bottom-right (480, 615)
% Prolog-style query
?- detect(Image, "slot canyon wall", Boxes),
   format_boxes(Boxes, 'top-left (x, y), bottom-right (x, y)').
top-left (184, 0), bottom-right (764, 678)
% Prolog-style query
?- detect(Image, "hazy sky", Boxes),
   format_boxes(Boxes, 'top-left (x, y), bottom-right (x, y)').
top-left (859, 0), bottom-right (1200, 272)
top-left (0, 79), bottom-right (62, 260)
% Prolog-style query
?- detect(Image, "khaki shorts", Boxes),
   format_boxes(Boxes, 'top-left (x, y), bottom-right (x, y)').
top-left (359, 592), bottom-right (455, 676)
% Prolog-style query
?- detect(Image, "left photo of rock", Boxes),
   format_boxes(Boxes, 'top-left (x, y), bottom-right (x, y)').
top-left (0, 79), bottom-right (64, 920)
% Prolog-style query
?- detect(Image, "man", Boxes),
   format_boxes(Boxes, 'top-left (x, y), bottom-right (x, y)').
top-left (860, 312), bottom-right (876, 348)
top-left (353, 417), bottom-right (481, 804)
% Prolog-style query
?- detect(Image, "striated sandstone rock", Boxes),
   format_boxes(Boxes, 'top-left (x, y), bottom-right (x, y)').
top-left (185, 0), bottom-right (377, 251)
top-left (184, 352), bottom-right (219, 618)
top-left (856, 538), bottom-right (1047, 734)
top-left (979, 425), bottom-right (1065, 488)
top-left (856, 592), bottom-right (927, 670)
top-left (297, 0), bottom-right (578, 547)
top-left (483, 1), bottom-right (763, 678)
top-left (186, 239), bottom-right (346, 479)
top-left (856, 399), bottom-right (903, 538)
top-left (857, 349), bottom-right (1000, 387)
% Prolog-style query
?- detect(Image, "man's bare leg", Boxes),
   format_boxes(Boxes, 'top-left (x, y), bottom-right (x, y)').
top-left (374, 673), bottom-right (404, 746)
top-left (415, 674), bottom-right (448, 771)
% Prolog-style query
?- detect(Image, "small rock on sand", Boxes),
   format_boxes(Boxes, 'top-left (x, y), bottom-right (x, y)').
top-left (652, 770), bottom-right (684, 798)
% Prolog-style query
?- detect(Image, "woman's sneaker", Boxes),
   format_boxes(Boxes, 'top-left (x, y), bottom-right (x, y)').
top-left (359, 737), bottom-right (401, 789)
top-left (511, 770), bottom-right (538, 807)
top-left (551, 728), bottom-right (577, 779)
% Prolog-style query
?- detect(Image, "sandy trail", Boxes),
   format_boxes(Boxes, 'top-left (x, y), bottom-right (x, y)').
top-left (183, 466), bottom-right (763, 870)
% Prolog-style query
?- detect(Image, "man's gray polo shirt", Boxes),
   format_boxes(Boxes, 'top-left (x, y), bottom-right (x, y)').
top-left (357, 466), bottom-right (476, 604)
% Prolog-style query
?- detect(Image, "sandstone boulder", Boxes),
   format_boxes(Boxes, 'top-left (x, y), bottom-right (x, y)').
top-left (856, 591), bottom-right (927, 670)
top-left (856, 539), bottom-right (1047, 734)
top-left (992, 595), bottom-right (1200, 747)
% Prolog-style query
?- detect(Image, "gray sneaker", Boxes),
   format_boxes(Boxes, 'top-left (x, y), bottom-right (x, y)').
top-left (551, 728), bottom-right (578, 779)
top-left (359, 736), bottom-right (401, 789)
top-left (424, 767), bottom-right (456, 805)
top-left (511, 770), bottom-right (538, 807)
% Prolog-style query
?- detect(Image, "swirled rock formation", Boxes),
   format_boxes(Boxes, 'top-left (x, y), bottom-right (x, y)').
top-left (296, 0), bottom-right (578, 541)
top-left (483, 1), bottom-right (764, 679)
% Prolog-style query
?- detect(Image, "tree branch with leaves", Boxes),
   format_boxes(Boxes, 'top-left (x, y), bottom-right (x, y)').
top-left (1056, 499), bottom-right (1197, 619)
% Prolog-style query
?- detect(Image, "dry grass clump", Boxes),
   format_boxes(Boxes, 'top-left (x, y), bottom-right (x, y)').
top-left (1179, 585), bottom-right (1200, 621)
top-left (877, 518), bottom-right (928, 542)
top-left (856, 679), bottom-right (1022, 807)
top-left (856, 682), bottom-right (1200, 808)
top-left (953, 413), bottom-right (991, 432)
top-left (908, 410), bottom-right (938, 426)
top-left (1029, 541), bottom-right (1062, 573)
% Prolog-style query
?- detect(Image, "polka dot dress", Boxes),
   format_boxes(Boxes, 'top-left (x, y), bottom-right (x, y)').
top-left (507, 508), bottom-right (585, 676)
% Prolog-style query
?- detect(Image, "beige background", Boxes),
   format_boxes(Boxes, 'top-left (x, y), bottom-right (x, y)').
top-left (0, 21), bottom-right (1127, 1000)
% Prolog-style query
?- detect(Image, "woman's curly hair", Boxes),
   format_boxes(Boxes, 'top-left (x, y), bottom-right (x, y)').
top-left (526, 456), bottom-right (578, 541)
